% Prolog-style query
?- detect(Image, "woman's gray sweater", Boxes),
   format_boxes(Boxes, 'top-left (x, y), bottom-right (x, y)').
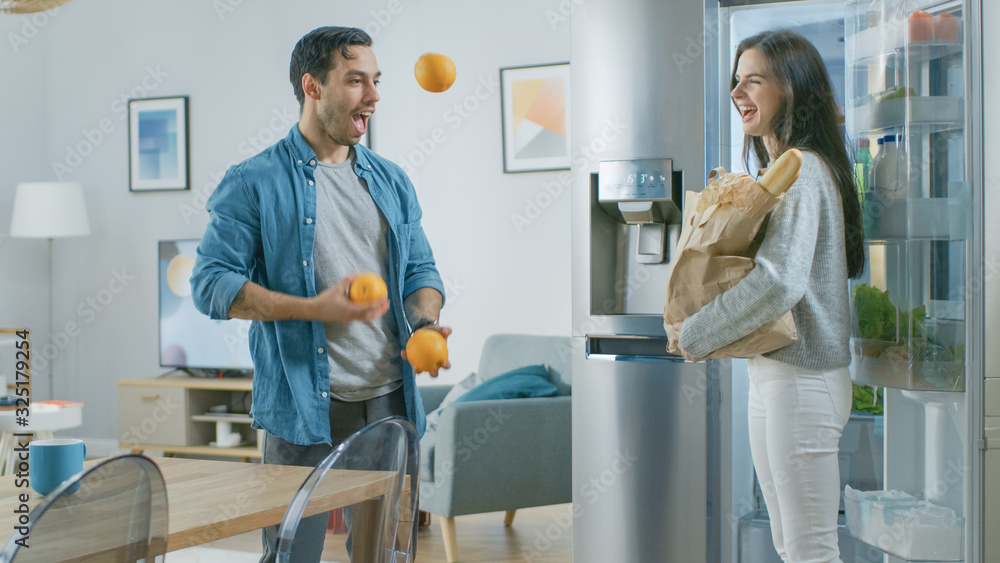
top-left (678, 151), bottom-right (853, 370)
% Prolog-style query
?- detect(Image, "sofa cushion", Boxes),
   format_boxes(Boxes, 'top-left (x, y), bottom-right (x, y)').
top-left (454, 364), bottom-right (557, 403)
top-left (477, 334), bottom-right (573, 395)
top-left (425, 372), bottom-right (482, 434)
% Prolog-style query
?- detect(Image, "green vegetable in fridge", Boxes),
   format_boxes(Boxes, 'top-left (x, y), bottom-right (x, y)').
top-left (851, 283), bottom-right (925, 343)
top-left (851, 383), bottom-right (883, 415)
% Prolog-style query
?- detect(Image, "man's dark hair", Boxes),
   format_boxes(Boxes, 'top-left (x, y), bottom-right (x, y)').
top-left (289, 26), bottom-right (373, 108)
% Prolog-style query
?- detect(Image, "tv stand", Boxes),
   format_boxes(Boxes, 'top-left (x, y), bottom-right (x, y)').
top-left (174, 367), bottom-right (253, 379)
top-left (117, 375), bottom-right (259, 461)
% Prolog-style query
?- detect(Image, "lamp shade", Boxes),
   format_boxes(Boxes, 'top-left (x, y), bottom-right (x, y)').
top-left (10, 182), bottom-right (91, 238)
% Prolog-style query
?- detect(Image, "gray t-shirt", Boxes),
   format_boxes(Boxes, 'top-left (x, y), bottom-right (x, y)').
top-left (679, 151), bottom-right (853, 369)
top-left (312, 151), bottom-right (402, 401)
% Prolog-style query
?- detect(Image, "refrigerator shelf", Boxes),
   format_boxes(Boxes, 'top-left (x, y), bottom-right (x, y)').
top-left (849, 96), bottom-right (964, 136)
top-left (844, 486), bottom-right (964, 561)
top-left (851, 342), bottom-right (965, 392)
top-left (861, 195), bottom-right (972, 241)
top-left (849, 16), bottom-right (963, 65)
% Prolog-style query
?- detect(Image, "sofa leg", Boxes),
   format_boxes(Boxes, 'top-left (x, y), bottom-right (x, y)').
top-left (504, 509), bottom-right (517, 526)
top-left (441, 515), bottom-right (458, 563)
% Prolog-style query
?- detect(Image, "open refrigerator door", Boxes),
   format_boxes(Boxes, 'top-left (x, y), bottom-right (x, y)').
top-left (844, 0), bottom-right (975, 561)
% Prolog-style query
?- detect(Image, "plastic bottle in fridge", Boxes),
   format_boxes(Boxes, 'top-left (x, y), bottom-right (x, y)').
top-left (863, 136), bottom-right (886, 236)
top-left (854, 138), bottom-right (873, 199)
top-left (867, 136), bottom-right (886, 198)
top-left (867, 134), bottom-right (905, 236)
top-left (872, 134), bottom-right (903, 198)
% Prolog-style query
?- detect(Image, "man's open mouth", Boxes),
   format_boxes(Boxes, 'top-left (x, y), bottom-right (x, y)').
top-left (353, 111), bottom-right (372, 134)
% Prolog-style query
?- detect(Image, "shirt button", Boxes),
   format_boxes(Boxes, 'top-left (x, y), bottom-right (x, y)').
top-left (367, 164), bottom-right (372, 169)
top-left (309, 160), bottom-right (316, 165)
top-left (297, 159), bottom-right (303, 164)
top-left (318, 347), bottom-right (324, 354)
top-left (303, 260), bottom-right (308, 267)
top-left (306, 218), bottom-right (313, 224)
top-left (308, 180), bottom-right (314, 186)
top-left (322, 391), bottom-right (328, 398)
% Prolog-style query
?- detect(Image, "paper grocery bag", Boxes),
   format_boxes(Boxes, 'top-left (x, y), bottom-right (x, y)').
top-left (664, 168), bottom-right (797, 358)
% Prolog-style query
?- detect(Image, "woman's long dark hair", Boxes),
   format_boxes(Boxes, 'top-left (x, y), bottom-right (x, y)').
top-left (731, 29), bottom-right (864, 279)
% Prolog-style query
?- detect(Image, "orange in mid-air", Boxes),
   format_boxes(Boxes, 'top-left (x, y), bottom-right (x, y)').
top-left (348, 272), bottom-right (388, 305)
top-left (414, 52), bottom-right (457, 93)
top-left (405, 329), bottom-right (449, 373)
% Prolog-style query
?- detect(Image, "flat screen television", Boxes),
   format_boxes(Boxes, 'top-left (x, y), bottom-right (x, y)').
top-left (158, 239), bottom-right (253, 377)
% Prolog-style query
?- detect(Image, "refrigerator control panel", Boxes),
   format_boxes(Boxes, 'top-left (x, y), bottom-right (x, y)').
top-left (598, 159), bottom-right (674, 201)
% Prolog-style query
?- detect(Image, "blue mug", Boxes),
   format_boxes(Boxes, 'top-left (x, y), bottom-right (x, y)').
top-left (29, 439), bottom-right (86, 496)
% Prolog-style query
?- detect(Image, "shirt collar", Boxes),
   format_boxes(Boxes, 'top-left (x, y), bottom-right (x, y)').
top-left (285, 123), bottom-right (317, 165)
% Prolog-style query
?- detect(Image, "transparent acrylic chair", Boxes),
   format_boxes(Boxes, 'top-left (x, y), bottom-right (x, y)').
top-left (275, 416), bottom-right (420, 563)
top-left (0, 454), bottom-right (168, 562)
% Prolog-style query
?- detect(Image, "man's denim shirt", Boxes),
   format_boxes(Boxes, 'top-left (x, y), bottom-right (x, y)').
top-left (191, 125), bottom-right (443, 444)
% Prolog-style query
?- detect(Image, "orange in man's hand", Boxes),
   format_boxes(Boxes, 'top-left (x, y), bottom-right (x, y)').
top-left (405, 329), bottom-right (449, 373)
top-left (414, 52), bottom-right (457, 93)
top-left (348, 272), bottom-right (388, 305)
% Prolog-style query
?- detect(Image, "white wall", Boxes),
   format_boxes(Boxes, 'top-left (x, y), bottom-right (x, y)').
top-left (0, 0), bottom-right (572, 440)
top-left (0, 11), bottom-right (52, 397)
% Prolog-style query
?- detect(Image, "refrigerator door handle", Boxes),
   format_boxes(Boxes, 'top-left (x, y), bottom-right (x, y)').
top-left (586, 334), bottom-right (687, 362)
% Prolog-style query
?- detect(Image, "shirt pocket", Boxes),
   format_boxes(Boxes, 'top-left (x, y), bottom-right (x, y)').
top-left (392, 221), bottom-right (413, 265)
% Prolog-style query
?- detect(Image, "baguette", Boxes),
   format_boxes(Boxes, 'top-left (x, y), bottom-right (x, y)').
top-left (758, 148), bottom-right (803, 196)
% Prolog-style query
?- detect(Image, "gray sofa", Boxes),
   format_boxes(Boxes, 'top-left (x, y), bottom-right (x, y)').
top-left (418, 334), bottom-right (572, 563)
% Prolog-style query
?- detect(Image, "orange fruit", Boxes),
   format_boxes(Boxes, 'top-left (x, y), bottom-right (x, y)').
top-left (348, 272), bottom-right (388, 305)
top-left (405, 329), bottom-right (448, 372)
top-left (414, 52), bottom-right (457, 93)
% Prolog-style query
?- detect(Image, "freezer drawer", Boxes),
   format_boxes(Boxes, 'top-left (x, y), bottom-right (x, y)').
top-left (572, 336), bottom-right (720, 563)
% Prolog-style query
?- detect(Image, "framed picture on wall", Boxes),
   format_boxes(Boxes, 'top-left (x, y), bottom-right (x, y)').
top-left (500, 62), bottom-right (571, 173)
top-left (128, 96), bottom-right (190, 192)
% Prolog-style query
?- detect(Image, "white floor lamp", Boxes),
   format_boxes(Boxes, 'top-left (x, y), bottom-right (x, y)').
top-left (9, 182), bottom-right (91, 400)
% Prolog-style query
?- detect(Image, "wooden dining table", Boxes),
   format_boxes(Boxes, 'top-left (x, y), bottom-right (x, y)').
top-left (0, 456), bottom-right (402, 556)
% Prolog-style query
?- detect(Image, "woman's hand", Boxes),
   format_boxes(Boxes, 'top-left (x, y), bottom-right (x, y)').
top-left (672, 321), bottom-right (709, 363)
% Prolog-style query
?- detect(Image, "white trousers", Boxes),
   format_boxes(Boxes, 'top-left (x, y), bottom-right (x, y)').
top-left (748, 355), bottom-right (852, 563)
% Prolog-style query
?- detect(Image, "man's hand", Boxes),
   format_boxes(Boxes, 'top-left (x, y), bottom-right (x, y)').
top-left (401, 325), bottom-right (453, 377)
top-left (311, 273), bottom-right (389, 323)
top-left (671, 321), bottom-right (709, 363)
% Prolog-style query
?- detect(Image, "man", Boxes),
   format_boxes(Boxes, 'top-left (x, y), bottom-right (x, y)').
top-left (190, 26), bottom-right (449, 562)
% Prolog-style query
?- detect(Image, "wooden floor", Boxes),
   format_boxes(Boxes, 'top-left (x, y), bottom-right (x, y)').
top-left (201, 503), bottom-right (573, 562)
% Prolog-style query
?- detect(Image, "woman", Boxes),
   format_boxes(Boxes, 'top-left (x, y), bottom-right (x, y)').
top-left (674, 30), bottom-right (864, 563)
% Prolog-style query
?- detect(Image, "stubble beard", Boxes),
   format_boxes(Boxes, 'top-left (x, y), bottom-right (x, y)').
top-left (318, 99), bottom-right (358, 148)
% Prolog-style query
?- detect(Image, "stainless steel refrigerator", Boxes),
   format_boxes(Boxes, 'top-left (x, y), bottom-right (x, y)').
top-left (571, 0), bottom-right (997, 562)
top-left (570, 0), bottom-right (724, 561)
